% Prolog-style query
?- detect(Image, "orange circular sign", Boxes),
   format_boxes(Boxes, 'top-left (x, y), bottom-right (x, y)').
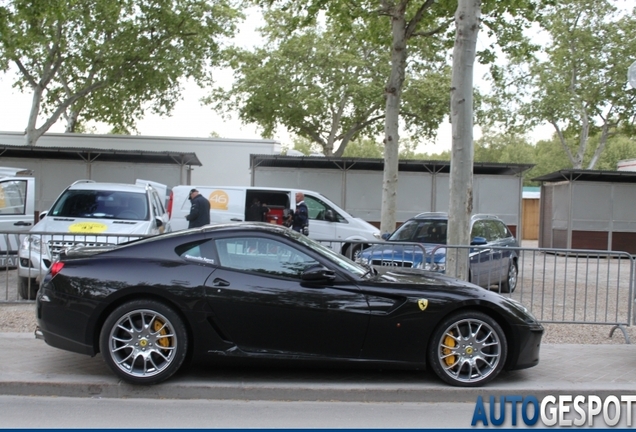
top-left (208, 190), bottom-right (229, 210)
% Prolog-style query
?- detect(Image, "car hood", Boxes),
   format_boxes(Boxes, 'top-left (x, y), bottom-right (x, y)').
top-left (31, 216), bottom-right (152, 236)
top-left (373, 267), bottom-right (474, 287)
top-left (360, 242), bottom-right (447, 264)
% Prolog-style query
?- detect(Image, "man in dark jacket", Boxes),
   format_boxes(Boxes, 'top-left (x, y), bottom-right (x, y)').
top-left (185, 188), bottom-right (210, 228)
top-left (291, 192), bottom-right (309, 235)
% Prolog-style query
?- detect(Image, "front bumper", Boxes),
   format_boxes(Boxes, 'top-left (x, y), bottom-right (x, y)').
top-left (507, 323), bottom-right (544, 370)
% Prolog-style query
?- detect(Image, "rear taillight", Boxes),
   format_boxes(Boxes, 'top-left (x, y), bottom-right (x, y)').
top-left (167, 191), bottom-right (173, 218)
top-left (50, 261), bottom-right (65, 277)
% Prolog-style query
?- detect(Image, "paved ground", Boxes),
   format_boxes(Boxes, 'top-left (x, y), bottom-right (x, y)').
top-left (1, 332), bottom-right (634, 402)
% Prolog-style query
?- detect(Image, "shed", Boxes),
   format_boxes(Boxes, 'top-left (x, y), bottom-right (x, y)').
top-left (534, 169), bottom-right (636, 253)
top-left (0, 143), bottom-right (201, 211)
top-left (251, 155), bottom-right (533, 238)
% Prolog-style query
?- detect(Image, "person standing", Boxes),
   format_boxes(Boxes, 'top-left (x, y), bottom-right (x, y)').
top-left (185, 188), bottom-right (210, 228)
top-left (246, 197), bottom-right (269, 222)
top-left (291, 192), bottom-right (309, 235)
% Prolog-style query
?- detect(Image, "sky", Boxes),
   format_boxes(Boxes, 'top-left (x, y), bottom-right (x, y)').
top-left (0, 8), bottom-right (555, 154)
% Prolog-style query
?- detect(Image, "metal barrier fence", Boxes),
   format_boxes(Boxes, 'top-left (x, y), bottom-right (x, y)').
top-left (1, 231), bottom-right (634, 342)
top-left (0, 231), bottom-right (148, 302)
top-left (322, 239), bottom-right (635, 341)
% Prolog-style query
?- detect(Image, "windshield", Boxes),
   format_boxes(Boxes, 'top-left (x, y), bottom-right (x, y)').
top-left (288, 230), bottom-right (368, 277)
top-left (388, 219), bottom-right (448, 244)
top-left (49, 190), bottom-right (149, 221)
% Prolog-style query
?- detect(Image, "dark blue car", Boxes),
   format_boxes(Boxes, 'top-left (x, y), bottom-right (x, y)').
top-left (358, 212), bottom-right (519, 292)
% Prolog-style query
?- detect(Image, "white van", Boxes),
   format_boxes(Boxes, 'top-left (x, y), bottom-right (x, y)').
top-left (168, 186), bottom-right (381, 255)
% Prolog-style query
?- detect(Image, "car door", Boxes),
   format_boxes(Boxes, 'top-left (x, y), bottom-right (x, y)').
top-left (302, 193), bottom-right (338, 240)
top-left (469, 220), bottom-right (493, 286)
top-left (204, 234), bottom-right (370, 358)
top-left (0, 178), bottom-right (33, 264)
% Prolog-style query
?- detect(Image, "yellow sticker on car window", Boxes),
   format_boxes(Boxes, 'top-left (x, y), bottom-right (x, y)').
top-left (68, 222), bottom-right (108, 233)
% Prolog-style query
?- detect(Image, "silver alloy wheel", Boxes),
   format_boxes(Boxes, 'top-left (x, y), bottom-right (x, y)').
top-left (507, 261), bottom-right (518, 289)
top-left (436, 318), bottom-right (502, 384)
top-left (106, 308), bottom-right (178, 378)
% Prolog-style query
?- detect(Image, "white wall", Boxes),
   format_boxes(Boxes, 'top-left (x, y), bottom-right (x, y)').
top-left (0, 131), bottom-right (280, 186)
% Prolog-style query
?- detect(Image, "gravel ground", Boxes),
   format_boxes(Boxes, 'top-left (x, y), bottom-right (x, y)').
top-left (1, 302), bottom-right (633, 344)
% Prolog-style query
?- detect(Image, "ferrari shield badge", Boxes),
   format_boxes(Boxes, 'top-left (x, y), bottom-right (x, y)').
top-left (417, 299), bottom-right (428, 311)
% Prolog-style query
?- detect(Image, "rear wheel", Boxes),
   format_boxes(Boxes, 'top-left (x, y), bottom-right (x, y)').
top-left (427, 311), bottom-right (507, 387)
top-left (500, 260), bottom-right (518, 293)
top-left (18, 276), bottom-right (38, 300)
top-left (99, 299), bottom-right (188, 385)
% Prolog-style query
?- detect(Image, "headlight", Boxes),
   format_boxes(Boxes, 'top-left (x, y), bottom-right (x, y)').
top-left (423, 263), bottom-right (445, 272)
top-left (21, 235), bottom-right (42, 253)
top-left (357, 257), bottom-right (370, 265)
top-left (506, 297), bottom-right (538, 323)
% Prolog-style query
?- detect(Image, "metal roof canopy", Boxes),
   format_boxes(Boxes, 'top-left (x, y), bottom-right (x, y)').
top-left (251, 155), bottom-right (533, 175)
top-left (0, 143), bottom-right (202, 166)
top-left (533, 169), bottom-right (636, 184)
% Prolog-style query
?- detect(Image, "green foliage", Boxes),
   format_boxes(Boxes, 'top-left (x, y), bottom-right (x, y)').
top-left (0, 0), bottom-right (242, 137)
top-left (341, 138), bottom-right (384, 158)
top-left (486, 0), bottom-right (636, 169)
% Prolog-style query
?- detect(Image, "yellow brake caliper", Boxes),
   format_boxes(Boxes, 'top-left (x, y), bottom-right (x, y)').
top-left (154, 319), bottom-right (170, 348)
top-left (443, 332), bottom-right (456, 366)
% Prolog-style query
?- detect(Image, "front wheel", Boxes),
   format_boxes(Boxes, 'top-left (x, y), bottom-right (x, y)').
top-left (427, 311), bottom-right (507, 387)
top-left (500, 260), bottom-right (518, 293)
top-left (342, 243), bottom-right (365, 261)
top-left (99, 299), bottom-right (188, 385)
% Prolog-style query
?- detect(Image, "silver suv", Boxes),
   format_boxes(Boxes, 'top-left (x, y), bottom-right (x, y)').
top-left (18, 180), bottom-right (170, 299)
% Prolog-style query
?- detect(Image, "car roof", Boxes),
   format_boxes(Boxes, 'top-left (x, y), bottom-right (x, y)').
top-left (67, 180), bottom-right (148, 194)
top-left (412, 212), bottom-right (504, 222)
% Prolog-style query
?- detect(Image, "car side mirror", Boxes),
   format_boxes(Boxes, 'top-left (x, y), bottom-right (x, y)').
top-left (471, 236), bottom-right (487, 246)
top-left (381, 233), bottom-right (391, 240)
top-left (155, 216), bottom-right (164, 228)
top-left (39, 211), bottom-right (48, 220)
top-left (301, 265), bottom-right (336, 283)
top-left (325, 209), bottom-right (336, 222)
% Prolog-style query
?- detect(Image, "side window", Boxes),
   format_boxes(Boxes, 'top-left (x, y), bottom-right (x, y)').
top-left (304, 195), bottom-right (343, 222)
top-left (0, 180), bottom-right (27, 215)
top-left (215, 236), bottom-right (319, 279)
top-left (470, 221), bottom-right (488, 240)
top-left (176, 239), bottom-right (217, 265)
top-left (150, 190), bottom-right (165, 217)
top-left (490, 220), bottom-right (512, 240)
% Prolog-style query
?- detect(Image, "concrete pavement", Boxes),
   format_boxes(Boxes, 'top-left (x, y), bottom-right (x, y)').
top-left (1, 332), bottom-right (635, 402)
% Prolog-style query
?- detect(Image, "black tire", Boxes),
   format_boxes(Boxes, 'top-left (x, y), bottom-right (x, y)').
top-left (427, 311), bottom-right (507, 387)
top-left (18, 276), bottom-right (38, 300)
top-left (500, 260), bottom-right (518, 294)
top-left (99, 299), bottom-right (188, 385)
top-left (343, 243), bottom-right (365, 261)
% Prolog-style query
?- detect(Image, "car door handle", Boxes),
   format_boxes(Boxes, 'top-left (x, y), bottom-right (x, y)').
top-left (230, 218), bottom-right (242, 222)
top-left (14, 221), bottom-right (32, 226)
top-left (212, 278), bottom-right (230, 287)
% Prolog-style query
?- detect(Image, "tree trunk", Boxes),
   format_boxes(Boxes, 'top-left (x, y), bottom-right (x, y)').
top-left (447, 0), bottom-right (480, 281)
top-left (25, 85), bottom-right (45, 147)
top-left (380, 9), bottom-right (408, 235)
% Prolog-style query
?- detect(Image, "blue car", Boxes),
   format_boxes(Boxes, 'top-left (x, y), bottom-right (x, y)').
top-left (358, 212), bottom-right (519, 292)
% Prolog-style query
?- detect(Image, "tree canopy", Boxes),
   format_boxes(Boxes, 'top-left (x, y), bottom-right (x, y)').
top-left (486, 0), bottom-right (636, 169)
top-left (0, 0), bottom-right (242, 145)
top-left (206, 8), bottom-right (451, 157)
